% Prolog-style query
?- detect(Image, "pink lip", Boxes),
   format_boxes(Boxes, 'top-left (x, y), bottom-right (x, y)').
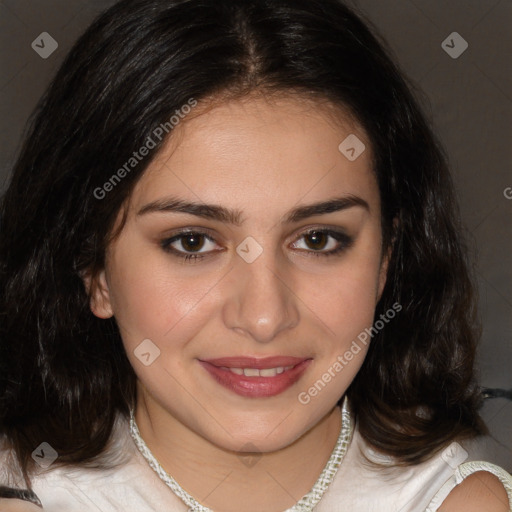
top-left (198, 357), bottom-right (312, 398)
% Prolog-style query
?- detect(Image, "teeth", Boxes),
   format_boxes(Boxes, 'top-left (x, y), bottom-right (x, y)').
top-left (260, 368), bottom-right (278, 377)
top-left (224, 365), bottom-right (295, 377)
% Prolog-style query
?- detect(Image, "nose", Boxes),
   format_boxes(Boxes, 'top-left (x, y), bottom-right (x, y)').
top-left (222, 246), bottom-right (300, 344)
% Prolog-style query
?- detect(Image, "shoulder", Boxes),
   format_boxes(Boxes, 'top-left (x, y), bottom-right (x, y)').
top-left (440, 470), bottom-right (511, 512)
top-left (0, 498), bottom-right (43, 511)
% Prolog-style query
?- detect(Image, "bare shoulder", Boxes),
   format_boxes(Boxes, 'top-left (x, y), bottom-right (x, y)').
top-left (0, 498), bottom-right (43, 511)
top-left (439, 470), bottom-right (510, 512)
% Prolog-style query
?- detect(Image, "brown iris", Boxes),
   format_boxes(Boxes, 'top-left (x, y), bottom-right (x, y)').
top-left (304, 231), bottom-right (328, 251)
top-left (180, 233), bottom-right (206, 252)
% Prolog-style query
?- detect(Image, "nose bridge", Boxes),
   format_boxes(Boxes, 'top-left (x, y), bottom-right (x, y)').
top-left (223, 238), bottom-right (299, 343)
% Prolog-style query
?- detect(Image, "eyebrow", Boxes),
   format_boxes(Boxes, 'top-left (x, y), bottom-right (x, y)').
top-left (137, 195), bottom-right (369, 225)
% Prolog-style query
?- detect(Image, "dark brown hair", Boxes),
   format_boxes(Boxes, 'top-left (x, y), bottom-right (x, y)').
top-left (0, 0), bottom-right (485, 483)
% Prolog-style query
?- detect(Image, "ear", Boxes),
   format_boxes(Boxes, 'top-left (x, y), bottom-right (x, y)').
top-left (82, 269), bottom-right (114, 319)
top-left (377, 247), bottom-right (391, 301)
top-left (377, 217), bottom-right (398, 301)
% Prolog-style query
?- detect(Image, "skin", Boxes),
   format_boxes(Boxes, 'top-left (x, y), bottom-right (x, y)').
top-left (84, 94), bottom-right (509, 512)
top-left (439, 471), bottom-right (510, 511)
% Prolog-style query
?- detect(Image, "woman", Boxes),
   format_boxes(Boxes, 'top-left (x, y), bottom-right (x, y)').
top-left (0, 0), bottom-right (511, 510)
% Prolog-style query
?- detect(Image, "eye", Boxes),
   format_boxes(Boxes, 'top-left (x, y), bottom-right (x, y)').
top-left (161, 227), bottom-right (353, 264)
top-left (161, 231), bottom-right (220, 261)
top-left (291, 229), bottom-right (353, 257)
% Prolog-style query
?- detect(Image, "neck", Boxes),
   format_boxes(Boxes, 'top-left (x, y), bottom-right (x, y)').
top-left (133, 390), bottom-right (344, 512)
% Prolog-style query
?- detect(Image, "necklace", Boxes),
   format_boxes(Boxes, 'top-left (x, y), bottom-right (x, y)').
top-left (129, 397), bottom-right (353, 511)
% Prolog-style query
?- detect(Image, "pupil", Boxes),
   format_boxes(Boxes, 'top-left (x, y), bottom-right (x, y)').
top-left (306, 231), bottom-right (326, 250)
top-left (183, 234), bottom-right (204, 252)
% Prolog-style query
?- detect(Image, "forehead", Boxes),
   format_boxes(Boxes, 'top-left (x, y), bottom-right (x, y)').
top-left (129, 94), bottom-right (378, 217)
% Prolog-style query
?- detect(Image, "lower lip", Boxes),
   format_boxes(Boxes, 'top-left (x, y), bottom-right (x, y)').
top-left (198, 360), bottom-right (312, 398)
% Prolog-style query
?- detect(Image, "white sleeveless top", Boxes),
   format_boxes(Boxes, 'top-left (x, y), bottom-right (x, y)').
top-left (1, 402), bottom-right (511, 511)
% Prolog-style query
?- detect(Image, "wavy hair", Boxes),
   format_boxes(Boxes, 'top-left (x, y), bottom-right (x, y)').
top-left (0, 0), bottom-right (485, 482)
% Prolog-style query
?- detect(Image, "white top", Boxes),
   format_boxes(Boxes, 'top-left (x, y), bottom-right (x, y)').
top-left (1, 402), bottom-right (511, 511)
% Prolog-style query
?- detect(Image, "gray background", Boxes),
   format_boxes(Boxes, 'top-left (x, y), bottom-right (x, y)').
top-left (0, 1), bottom-right (511, 470)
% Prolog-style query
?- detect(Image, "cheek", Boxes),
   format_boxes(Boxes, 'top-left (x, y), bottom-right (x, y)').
top-left (297, 256), bottom-right (380, 405)
top-left (305, 246), bottom-right (383, 339)
top-left (107, 243), bottom-right (223, 354)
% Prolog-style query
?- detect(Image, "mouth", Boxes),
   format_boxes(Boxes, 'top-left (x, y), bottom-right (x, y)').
top-left (198, 356), bottom-right (312, 398)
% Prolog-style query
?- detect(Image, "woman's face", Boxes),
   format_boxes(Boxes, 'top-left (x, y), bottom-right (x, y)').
top-left (90, 94), bottom-right (389, 452)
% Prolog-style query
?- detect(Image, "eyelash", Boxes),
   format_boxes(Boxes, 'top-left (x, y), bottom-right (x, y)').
top-left (161, 228), bottom-right (354, 263)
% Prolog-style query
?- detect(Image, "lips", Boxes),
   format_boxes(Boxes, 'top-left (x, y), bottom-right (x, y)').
top-left (198, 356), bottom-right (312, 398)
